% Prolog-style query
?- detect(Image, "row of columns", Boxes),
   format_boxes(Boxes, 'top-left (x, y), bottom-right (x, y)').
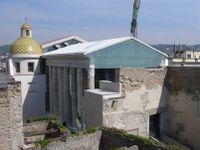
top-left (48, 65), bottom-right (95, 130)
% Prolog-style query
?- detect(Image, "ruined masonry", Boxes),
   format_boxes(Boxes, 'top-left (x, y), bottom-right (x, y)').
top-left (0, 74), bottom-right (23, 150)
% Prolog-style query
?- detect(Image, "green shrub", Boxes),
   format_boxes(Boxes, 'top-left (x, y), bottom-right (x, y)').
top-left (50, 120), bottom-right (65, 130)
top-left (101, 127), bottom-right (182, 149)
top-left (35, 139), bottom-right (50, 149)
top-left (71, 132), bottom-right (81, 137)
top-left (71, 127), bottom-right (100, 137)
top-left (83, 128), bottom-right (98, 134)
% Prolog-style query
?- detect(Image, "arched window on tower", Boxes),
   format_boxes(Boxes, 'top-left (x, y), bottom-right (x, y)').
top-left (26, 30), bottom-right (30, 36)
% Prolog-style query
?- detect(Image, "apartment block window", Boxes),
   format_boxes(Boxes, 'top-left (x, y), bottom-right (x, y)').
top-left (187, 54), bottom-right (191, 59)
top-left (16, 62), bottom-right (20, 73)
top-left (28, 62), bottom-right (34, 72)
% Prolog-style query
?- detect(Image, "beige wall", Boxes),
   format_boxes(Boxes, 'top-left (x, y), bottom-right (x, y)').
top-left (85, 68), bottom-right (168, 137)
top-left (85, 91), bottom-right (103, 129)
top-left (114, 68), bottom-right (167, 136)
top-left (85, 67), bottom-right (200, 149)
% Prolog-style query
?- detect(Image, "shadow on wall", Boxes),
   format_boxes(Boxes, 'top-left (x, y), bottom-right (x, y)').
top-left (161, 67), bottom-right (200, 150)
top-left (148, 68), bottom-right (169, 139)
top-left (23, 59), bottom-right (47, 119)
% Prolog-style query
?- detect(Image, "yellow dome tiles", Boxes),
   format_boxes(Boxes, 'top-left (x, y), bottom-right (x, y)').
top-left (11, 37), bottom-right (43, 54)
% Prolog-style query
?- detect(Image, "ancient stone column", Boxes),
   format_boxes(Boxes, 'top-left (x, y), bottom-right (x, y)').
top-left (62, 67), bottom-right (68, 124)
top-left (58, 67), bottom-right (64, 122)
top-left (49, 66), bottom-right (54, 113)
top-left (53, 66), bottom-right (59, 115)
top-left (69, 68), bottom-right (77, 128)
top-left (77, 68), bottom-right (84, 130)
top-left (52, 66), bottom-right (57, 114)
top-left (87, 65), bottom-right (95, 89)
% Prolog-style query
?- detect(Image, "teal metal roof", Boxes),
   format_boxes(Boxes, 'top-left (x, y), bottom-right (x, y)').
top-left (87, 38), bottom-right (168, 68)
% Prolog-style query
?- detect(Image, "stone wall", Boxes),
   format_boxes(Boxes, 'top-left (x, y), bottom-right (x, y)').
top-left (0, 75), bottom-right (23, 150)
top-left (102, 68), bottom-right (168, 137)
top-left (35, 128), bottom-right (171, 150)
top-left (162, 67), bottom-right (200, 150)
top-left (44, 131), bottom-right (102, 150)
top-left (119, 68), bottom-right (167, 114)
top-left (100, 129), bottom-right (166, 150)
top-left (85, 67), bottom-right (200, 149)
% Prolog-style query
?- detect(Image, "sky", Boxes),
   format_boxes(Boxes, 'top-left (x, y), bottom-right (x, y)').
top-left (0, 0), bottom-right (200, 45)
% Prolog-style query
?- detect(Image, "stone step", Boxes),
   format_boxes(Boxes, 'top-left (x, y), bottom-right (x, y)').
top-left (21, 143), bottom-right (36, 150)
top-left (24, 129), bottom-right (58, 144)
top-left (23, 121), bottom-right (49, 133)
top-left (24, 134), bottom-right (45, 144)
top-left (0, 74), bottom-right (15, 86)
top-left (24, 129), bottom-right (57, 137)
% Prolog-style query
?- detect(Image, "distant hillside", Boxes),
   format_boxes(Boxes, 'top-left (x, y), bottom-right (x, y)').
top-left (1, 43), bottom-right (200, 56)
top-left (0, 44), bottom-right (11, 54)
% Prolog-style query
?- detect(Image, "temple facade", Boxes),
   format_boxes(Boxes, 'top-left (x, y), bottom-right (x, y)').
top-left (43, 37), bottom-right (168, 130)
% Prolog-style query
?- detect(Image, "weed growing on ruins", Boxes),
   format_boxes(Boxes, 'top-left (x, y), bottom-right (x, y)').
top-left (35, 139), bottom-right (50, 149)
top-left (101, 127), bottom-right (184, 150)
top-left (83, 127), bottom-right (98, 134)
top-left (71, 127), bottom-right (100, 137)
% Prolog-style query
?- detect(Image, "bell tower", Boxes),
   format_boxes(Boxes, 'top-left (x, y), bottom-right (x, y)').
top-left (21, 19), bottom-right (32, 38)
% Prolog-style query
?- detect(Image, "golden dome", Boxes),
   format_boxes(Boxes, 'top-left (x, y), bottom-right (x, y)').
top-left (21, 23), bottom-right (32, 30)
top-left (11, 37), bottom-right (43, 54)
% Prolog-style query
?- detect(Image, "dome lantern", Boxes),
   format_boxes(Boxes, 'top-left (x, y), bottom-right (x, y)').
top-left (21, 22), bottom-right (32, 38)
